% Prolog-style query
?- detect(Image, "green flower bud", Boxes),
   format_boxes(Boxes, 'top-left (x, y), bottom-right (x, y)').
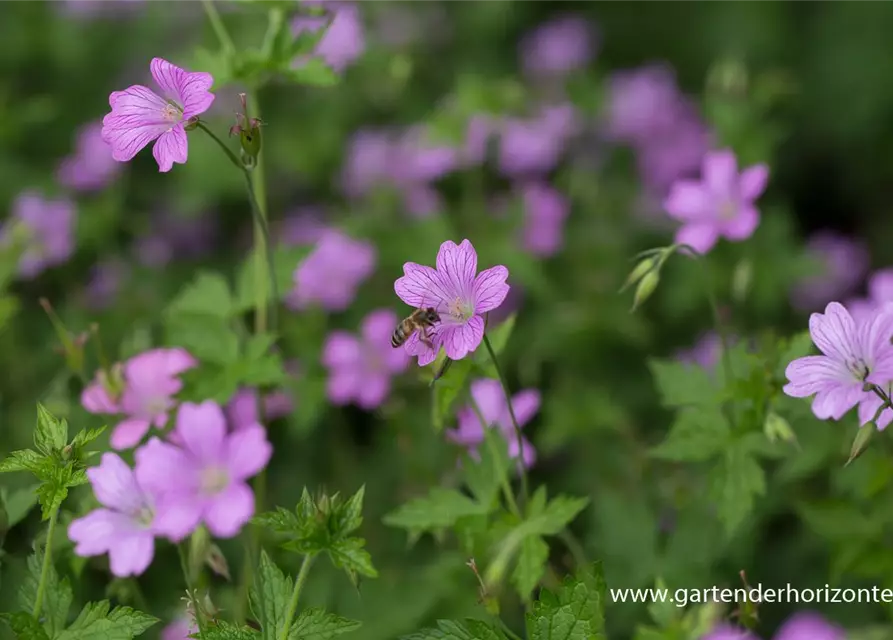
top-left (732, 259), bottom-right (753, 303)
top-left (764, 411), bottom-right (795, 444)
top-left (847, 423), bottom-right (875, 466)
top-left (621, 255), bottom-right (659, 293)
top-left (631, 270), bottom-right (660, 312)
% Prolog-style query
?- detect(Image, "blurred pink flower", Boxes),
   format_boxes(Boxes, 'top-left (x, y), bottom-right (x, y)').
top-left (519, 182), bottom-right (569, 257)
top-left (276, 208), bottom-right (328, 247)
top-left (675, 332), bottom-right (733, 371)
top-left (664, 149), bottom-right (769, 254)
top-left (849, 267), bottom-right (893, 323)
top-left (1, 191), bottom-right (76, 279)
top-left (449, 379), bottom-right (539, 469)
top-left (58, 0), bottom-right (144, 19)
top-left (161, 617), bottom-right (197, 640)
top-left (322, 309), bottom-right (410, 409)
top-left (519, 14), bottom-right (596, 77)
top-left (226, 387), bottom-right (294, 430)
top-left (288, 229), bottom-right (376, 311)
top-left (101, 58), bottom-right (215, 172)
top-left (703, 611), bottom-right (844, 640)
top-left (792, 231), bottom-right (869, 312)
top-left (58, 121), bottom-right (122, 192)
top-left (85, 258), bottom-right (131, 310)
top-left (292, 3), bottom-right (365, 73)
top-left (498, 104), bottom-right (579, 177)
top-left (136, 210), bottom-right (218, 268)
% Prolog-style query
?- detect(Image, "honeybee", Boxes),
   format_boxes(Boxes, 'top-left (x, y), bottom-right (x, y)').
top-left (392, 307), bottom-right (440, 349)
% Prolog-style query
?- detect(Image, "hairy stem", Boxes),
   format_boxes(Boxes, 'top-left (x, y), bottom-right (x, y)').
top-left (482, 334), bottom-right (529, 506)
top-left (32, 504), bottom-right (59, 620)
top-left (178, 543), bottom-right (207, 637)
top-left (280, 554), bottom-right (316, 640)
top-left (469, 395), bottom-right (521, 518)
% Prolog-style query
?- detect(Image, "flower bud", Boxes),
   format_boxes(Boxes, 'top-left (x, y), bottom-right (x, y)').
top-left (732, 259), bottom-right (753, 303)
top-left (205, 543), bottom-right (231, 581)
top-left (631, 270), bottom-right (660, 312)
top-left (621, 255), bottom-right (659, 293)
top-left (763, 411), bottom-right (795, 444)
top-left (847, 423), bottom-right (875, 466)
top-left (184, 116), bottom-right (200, 132)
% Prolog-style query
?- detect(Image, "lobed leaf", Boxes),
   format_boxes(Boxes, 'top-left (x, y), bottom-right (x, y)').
top-left (400, 619), bottom-right (507, 640)
top-left (649, 407), bottom-right (730, 463)
top-left (383, 488), bottom-right (490, 534)
top-left (289, 608), bottom-right (361, 640)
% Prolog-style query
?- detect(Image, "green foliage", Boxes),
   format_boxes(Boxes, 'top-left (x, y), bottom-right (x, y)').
top-left (290, 609), bottom-right (362, 640)
top-left (383, 489), bottom-right (490, 537)
top-left (18, 550), bottom-right (73, 637)
top-left (56, 601), bottom-right (158, 640)
top-left (194, 621), bottom-right (259, 640)
top-left (255, 487), bottom-right (378, 586)
top-left (525, 562), bottom-right (606, 640)
top-left (401, 619), bottom-right (507, 640)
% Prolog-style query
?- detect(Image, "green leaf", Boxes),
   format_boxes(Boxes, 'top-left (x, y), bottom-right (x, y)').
top-left (334, 485), bottom-right (365, 535)
top-left (166, 271), bottom-right (234, 320)
top-left (254, 507), bottom-right (301, 536)
top-left (523, 495), bottom-right (590, 538)
top-left (512, 536), bottom-right (549, 603)
top-left (327, 537), bottom-right (378, 585)
top-left (34, 404), bottom-right (68, 456)
top-left (648, 360), bottom-right (719, 408)
top-left (58, 601), bottom-right (158, 640)
top-left (709, 443), bottom-right (766, 535)
top-left (401, 619), bottom-right (506, 640)
top-left (649, 407), bottom-right (730, 462)
top-left (234, 246), bottom-right (313, 313)
top-left (285, 58), bottom-right (340, 86)
top-left (0, 449), bottom-right (43, 474)
top-left (775, 330), bottom-right (813, 378)
top-left (1, 484), bottom-right (39, 527)
top-left (382, 488), bottom-right (489, 534)
top-left (197, 621), bottom-right (259, 640)
top-left (289, 608), bottom-right (361, 640)
top-left (237, 335), bottom-right (289, 386)
top-left (164, 313), bottom-right (240, 365)
top-left (0, 612), bottom-right (50, 640)
top-left (35, 462), bottom-right (86, 520)
top-left (525, 562), bottom-right (607, 640)
top-left (19, 549), bottom-right (72, 637)
top-left (249, 551), bottom-right (292, 640)
top-left (462, 427), bottom-right (510, 510)
top-left (431, 358), bottom-right (475, 432)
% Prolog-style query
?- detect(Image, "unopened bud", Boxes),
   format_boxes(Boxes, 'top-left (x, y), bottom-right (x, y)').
top-left (621, 255), bottom-right (659, 293)
top-left (732, 259), bottom-right (753, 303)
top-left (184, 117), bottom-right (200, 132)
top-left (631, 270), bottom-right (660, 312)
top-left (205, 544), bottom-right (231, 581)
top-left (707, 57), bottom-right (748, 99)
top-left (847, 423), bottom-right (875, 466)
top-left (764, 411), bottom-right (795, 445)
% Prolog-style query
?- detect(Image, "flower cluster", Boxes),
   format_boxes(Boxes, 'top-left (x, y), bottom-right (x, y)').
top-left (0, 191), bottom-right (76, 279)
top-left (792, 231), bottom-right (868, 312)
top-left (69, 401), bottom-right (271, 577)
top-left (288, 229), bottom-right (376, 311)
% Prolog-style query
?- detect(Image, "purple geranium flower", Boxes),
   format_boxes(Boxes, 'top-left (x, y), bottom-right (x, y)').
top-left (288, 229), bottom-right (376, 311)
top-left (322, 309), bottom-right (409, 409)
top-left (849, 267), bottom-right (893, 323)
top-left (81, 347), bottom-right (197, 450)
top-left (162, 616), bottom-right (197, 640)
top-left (102, 57), bottom-right (215, 172)
top-left (226, 387), bottom-right (293, 430)
top-left (663, 149), bottom-right (769, 254)
top-left (703, 611), bottom-right (844, 640)
top-left (394, 239), bottom-right (510, 366)
top-left (292, 2), bottom-right (365, 73)
top-left (135, 401), bottom-right (272, 541)
top-left (448, 379), bottom-right (539, 468)
top-left (58, 121), bottom-right (123, 192)
top-left (1, 191), bottom-right (76, 279)
top-left (604, 64), bottom-right (684, 144)
top-left (518, 181), bottom-right (569, 257)
top-left (68, 453), bottom-right (159, 577)
top-left (498, 104), bottom-right (578, 177)
top-left (519, 14), bottom-right (595, 77)
top-left (783, 301), bottom-right (893, 427)
top-left (792, 231), bottom-right (869, 312)
top-left (676, 332), bottom-right (727, 371)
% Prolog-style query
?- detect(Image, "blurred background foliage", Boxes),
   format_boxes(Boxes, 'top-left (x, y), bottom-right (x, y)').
top-left (1, 1), bottom-right (893, 639)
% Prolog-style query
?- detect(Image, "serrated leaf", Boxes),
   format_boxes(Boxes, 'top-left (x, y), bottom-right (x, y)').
top-left (776, 330), bottom-right (813, 378)
top-left (525, 495), bottom-right (590, 538)
top-left (58, 601), bottom-right (158, 640)
top-left (71, 427), bottom-right (106, 450)
top-left (334, 485), bottom-right (364, 535)
top-left (198, 621), bottom-right (259, 640)
top-left (649, 407), bottom-right (730, 462)
top-left (249, 551), bottom-right (292, 640)
top-left (34, 404), bottom-right (67, 456)
top-left (166, 271), bottom-right (234, 320)
top-left (289, 608), bottom-right (361, 640)
top-left (432, 358), bottom-right (475, 432)
top-left (648, 359), bottom-right (719, 408)
top-left (400, 619), bottom-right (506, 640)
top-left (709, 444), bottom-right (766, 535)
top-left (525, 562), bottom-right (607, 640)
top-left (165, 313), bottom-right (240, 365)
top-left (254, 507), bottom-right (302, 536)
top-left (0, 449), bottom-right (43, 474)
top-left (383, 488), bottom-right (489, 534)
top-left (462, 427), bottom-right (510, 510)
top-left (1, 612), bottom-right (50, 640)
top-left (512, 535), bottom-right (549, 603)
top-left (19, 549), bottom-right (72, 636)
top-left (1, 484), bottom-right (39, 527)
top-left (327, 537), bottom-right (378, 585)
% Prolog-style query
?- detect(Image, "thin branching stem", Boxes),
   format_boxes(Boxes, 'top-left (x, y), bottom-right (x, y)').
top-left (280, 555), bottom-right (315, 640)
top-left (32, 504), bottom-right (59, 620)
top-left (469, 395), bottom-right (521, 518)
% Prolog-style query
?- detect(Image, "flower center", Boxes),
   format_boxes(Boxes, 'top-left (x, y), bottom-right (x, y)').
top-left (143, 395), bottom-right (169, 418)
top-left (134, 505), bottom-right (154, 527)
top-left (161, 101), bottom-right (183, 124)
top-left (848, 358), bottom-right (870, 380)
top-left (445, 296), bottom-right (474, 323)
top-left (719, 200), bottom-right (737, 220)
top-left (200, 466), bottom-right (230, 495)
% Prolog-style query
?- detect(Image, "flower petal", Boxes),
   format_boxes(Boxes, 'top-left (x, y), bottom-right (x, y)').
top-left (322, 331), bottom-right (362, 369)
top-left (663, 181), bottom-right (710, 221)
top-left (225, 425), bottom-right (272, 482)
top-left (809, 302), bottom-right (858, 363)
top-left (443, 315), bottom-right (485, 360)
top-left (152, 496), bottom-right (203, 542)
top-left (204, 482), bottom-right (254, 538)
top-left (361, 309), bottom-right (398, 345)
top-left (88, 453), bottom-right (145, 513)
top-left (702, 149), bottom-right (738, 196)
top-left (675, 223), bottom-right (719, 255)
top-left (473, 265), bottom-right (510, 313)
top-left (774, 612), bottom-right (845, 640)
top-left (357, 375), bottom-right (390, 410)
top-left (110, 417), bottom-right (152, 451)
top-left (82, 381), bottom-right (119, 414)
top-left (327, 370), bottom-right (361, 405)
top-left (150, 58), bottom-right (216, 118)
top-left (394, 262), bottom-right (450, 308)
top-left (175, 401), bottom-right (227, 464)
top-left (783, 356), bottom-right (849, 397)
top-left (469, 379), bottom-right (505, 427)
top-left (101, 86), bottom-right (169, 162)
top-left (68, 509), bottom-right (134, 556)
top-left (404, 328), bottom-right (441, 366)
top-left (108, 531), bottom-right (155, 577)
top-left (738, 164), bottom-right (769, 201)
top-left (135, 437), bottom-right (197, 498)
top-left (508, 389), bottom-right (541, 427)
top-left (435, 239), bottom-right (477, 301)
top-left (152, 125), bottom-right (188, 173)
top-left (811, 383), bottom-right (863, 420)
top-left (720, 204), bottom-right (759, 241)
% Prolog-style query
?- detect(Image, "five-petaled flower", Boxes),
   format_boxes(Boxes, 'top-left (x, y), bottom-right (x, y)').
top-left (663, 149), bottom-right (769, 254)
top-left (394, 239), bottom-right (510, 365)
top-left (68, 453), bottom-right (160, 578)
top-left (102, 58), bottom-right (215, 172)
top-left (783, 302), bottom-right (893, 428)
top-left (135, 401), bottom-right (272, 541)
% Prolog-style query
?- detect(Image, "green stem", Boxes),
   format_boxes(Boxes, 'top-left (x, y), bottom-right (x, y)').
top-left (469, 395), bottom-right (521, 518)
top-left (32, 505), bottom-right (59, 620)
top-left (481, 334), bottom-right (529, 506)
top-left (178, 543), bottom-right (207, 637)
top-left (279, 555), bottom-right (316, 640)
top-left (200, 0), bottom-right (236, 55)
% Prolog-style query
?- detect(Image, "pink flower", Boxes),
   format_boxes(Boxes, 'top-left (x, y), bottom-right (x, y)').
top-left (783, 302), bottom-right (893, 428)
top-left (448, 379), bottom-right (539, 468)
top-left (663, 149), bottom-right (769, 254)
top-left (518, 182), bottom-right (569, 257)
top-left (161, 617), bottom-right (197, 640)
top-left (498, 104), bottom-right (579, 177)
top-left (226, 387), bottom-right (293, 430)
top-left (135, 401), bottom-right (272, 541)
top-left (394, 239), bottom-right (510, 365)
top-left (81, 348), bottom-right (197, 450)
top-left (101, 58), bottom-right (215, 173)
top-left (288, 229), bottom-right (376, 311)
top-left (605, 64), bottom-right (685, 144)
top-left (292, 3), bottom-right (365, 72)
top-left (1, 191), bottom-right (76, 279)
top-left (519, 15), bottom-right (596, 77)
top-left (849, 267), bottom-right (893, 323)
top-left (792, 231), bottom-right (869, 312)
top-left (85, 258), bottom-right (130, 310)
top-left (676, 332), bottom-right (728, 371)
top-left (68, 453), bottom-right (159, 577)
top-left (322, 309), bottom-right (409, 409)
top-left (58, 121), bottom-right (122, 192)
top-left (703, 612), bottom-right (844, 640)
